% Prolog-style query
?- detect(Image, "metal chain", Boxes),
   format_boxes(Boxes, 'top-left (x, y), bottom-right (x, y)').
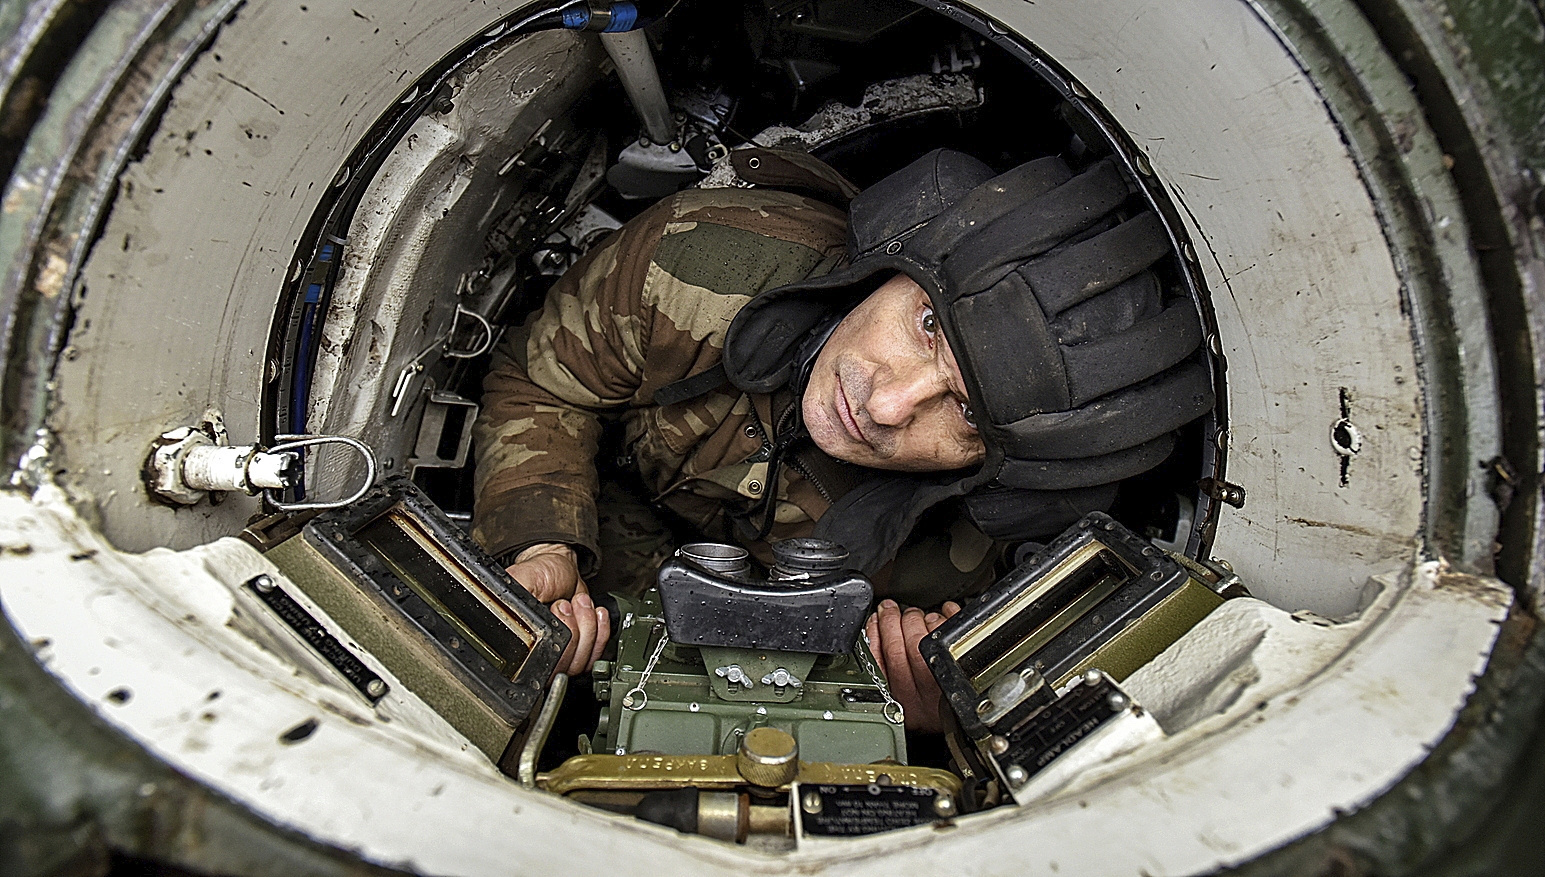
top-left (857, 628), bottom-right (906, 725)
top-left (621, 622), bottom-right (668, 712)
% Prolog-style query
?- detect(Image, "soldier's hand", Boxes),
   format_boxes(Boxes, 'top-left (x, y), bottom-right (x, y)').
top-left (506, 543), bottom-right (609, 676)
top-left (865, 599), bottom-right (962, 733)
top-left (550, 580), bottom-right (610, 677)
top-left (506, 542), bottom-right (583, 603)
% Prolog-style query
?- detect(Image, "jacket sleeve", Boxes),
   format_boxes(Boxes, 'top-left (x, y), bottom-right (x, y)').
top-left (471, 188), bottom-right (849, 572)
top-left (470, 201), bottom-right (666, 572)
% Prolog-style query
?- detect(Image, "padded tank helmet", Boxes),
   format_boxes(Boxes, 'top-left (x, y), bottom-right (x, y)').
top-left (723, 148), bottom-right (1214, 572)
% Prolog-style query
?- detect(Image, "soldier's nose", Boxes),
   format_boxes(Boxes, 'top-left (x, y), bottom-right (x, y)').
top-left (866, 364), bottom-right (938, 427)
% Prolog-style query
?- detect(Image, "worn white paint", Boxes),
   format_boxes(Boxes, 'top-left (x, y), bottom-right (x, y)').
top-left (0, 488), bottom-right (1507, 876)
top-left (7, 0), bottom-right (1508, 873)
top-left (307, 30), bottom-right (604, 500)
top-left (50, 0), bottom-right (540, 552)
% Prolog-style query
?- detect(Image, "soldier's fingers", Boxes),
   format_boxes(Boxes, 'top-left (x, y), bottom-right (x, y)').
top-left (552, 600), bottom-right (577, 678)
top-left (568, 592), bottom-right (597, 676)
top-left (865, 613), bottom-right (882, 665)
top-left (941, 601), bottom-right (962, 618)
top-left (588, 606), bottom-right (610, 668)
top-left (901, 608), bottom-right (932, 681)
top-left (877, 602), bottom-right (921, 709)
top-left (924, 612), bottom-right (944, 628)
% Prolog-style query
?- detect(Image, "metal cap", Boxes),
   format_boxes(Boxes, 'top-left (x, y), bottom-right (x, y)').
top-left (736, 727), bottom-right (799, 787)
top-left (769, 538), bottom-right (848, 581)
top-left (680, 542), bottom-right (752, 577)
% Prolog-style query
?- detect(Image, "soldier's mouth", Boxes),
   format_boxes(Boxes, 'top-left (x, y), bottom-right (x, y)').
top-left (834, 373), bottom-right (869, 448)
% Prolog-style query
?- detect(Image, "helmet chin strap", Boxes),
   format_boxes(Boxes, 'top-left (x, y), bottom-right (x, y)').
top-left (743, 312), bottom-right (846, 543)
top-left (788, 312), bottom-right (844, 399)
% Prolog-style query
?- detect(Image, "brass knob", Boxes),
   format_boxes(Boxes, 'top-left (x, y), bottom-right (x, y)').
top-left (736, 727), bottom-right (798, 787)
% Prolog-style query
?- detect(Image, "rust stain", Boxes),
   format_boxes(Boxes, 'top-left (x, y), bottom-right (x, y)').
top-left (1433, 572), bottom-right (1512, 609)
top-left (1283, 516), bottom-right (1414, 544)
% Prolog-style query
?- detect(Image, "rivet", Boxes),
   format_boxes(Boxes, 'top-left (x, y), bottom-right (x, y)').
top-left (747, 157), bottom-right (761, 169)
top-left (885, 240), bottom-right (903, 255)
top-left (747, 480), bottom-right (762, 494)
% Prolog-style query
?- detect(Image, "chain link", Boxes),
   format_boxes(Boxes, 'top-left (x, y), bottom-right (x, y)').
top-left (857, 628), bottom-right (906, 725)
top-left (621, 622), bottom-right (668, 712)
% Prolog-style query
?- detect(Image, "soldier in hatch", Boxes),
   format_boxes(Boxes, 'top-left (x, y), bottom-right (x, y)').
top-left (471, 148), bottom-right (1212, 731)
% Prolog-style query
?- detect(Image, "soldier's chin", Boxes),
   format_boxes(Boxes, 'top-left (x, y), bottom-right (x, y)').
top-left (806, 409), bottom-right (860, 464)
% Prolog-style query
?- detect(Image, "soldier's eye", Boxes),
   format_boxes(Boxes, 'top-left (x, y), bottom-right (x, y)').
top-left (921, 309), bottom-right (938, 334)
top-left (961, 402), bottom-right (977, 429)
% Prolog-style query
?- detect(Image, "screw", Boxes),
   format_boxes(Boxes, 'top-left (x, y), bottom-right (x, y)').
top-left (1004, 764), bottom-right (1029, 786)
top-left (802, 790), bottom-right (822, 814)
top-left (366, 679), bottom-right (387, 698)
top-left (251, 574), bottom-right (276, 594)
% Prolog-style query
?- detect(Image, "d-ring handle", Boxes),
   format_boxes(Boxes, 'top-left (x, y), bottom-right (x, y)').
top-left (263, 434), bottom-right (378, 512)
top-left (444, 305), bottom-right (496, 359)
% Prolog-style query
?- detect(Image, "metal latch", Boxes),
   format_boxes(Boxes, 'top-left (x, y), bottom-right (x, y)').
top-left (144, 411), bottom-right (376, 511)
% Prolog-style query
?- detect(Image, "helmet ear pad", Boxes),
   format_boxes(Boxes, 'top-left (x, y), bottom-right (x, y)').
top-left (922, 159), bottom-right (1212, 544)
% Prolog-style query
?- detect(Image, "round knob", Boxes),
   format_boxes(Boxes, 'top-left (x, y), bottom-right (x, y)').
top-left (736, 727), bottom-right (798, 787)
top-left (770, 538), bottom-right (848, 581)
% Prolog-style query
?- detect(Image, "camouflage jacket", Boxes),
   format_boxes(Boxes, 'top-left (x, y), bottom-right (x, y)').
top-left (471, 187), bottom-right (999, 603)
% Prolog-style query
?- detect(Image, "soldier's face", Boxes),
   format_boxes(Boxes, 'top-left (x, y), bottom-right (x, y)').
top-left (804, 274), bottom-right (986, 471)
